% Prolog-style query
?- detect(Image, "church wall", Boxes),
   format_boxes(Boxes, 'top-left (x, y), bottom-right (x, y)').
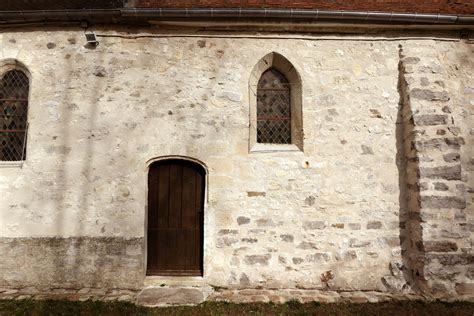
top-left (0, 27), bottom-right (471, 298)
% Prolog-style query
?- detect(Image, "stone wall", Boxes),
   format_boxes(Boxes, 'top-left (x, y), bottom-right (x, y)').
top-left (399, 42), bottom-right (473, 298)
top-left (0, 237), bottom-right (144, 289)
top-left (0, 27), bottom-right (472, 300)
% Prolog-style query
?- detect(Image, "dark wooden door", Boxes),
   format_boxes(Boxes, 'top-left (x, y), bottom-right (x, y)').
top-left (147, 159), bottom-right (205, 276)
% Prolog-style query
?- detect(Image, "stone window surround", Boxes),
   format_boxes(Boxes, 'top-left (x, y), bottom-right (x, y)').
top-left (249, 52), bottom-right (303, 153)
top-left (0, 59), bottom-right (31, 168)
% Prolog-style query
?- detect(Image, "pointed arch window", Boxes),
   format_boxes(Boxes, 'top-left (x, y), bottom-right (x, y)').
top-left (249, 52), bottom-right (303, 152)
top-left (257, 68), bottom-right (291, 144)
top-left (0, 69), bottom-right (29, 161)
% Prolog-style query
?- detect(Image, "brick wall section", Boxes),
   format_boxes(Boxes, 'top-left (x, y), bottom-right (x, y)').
top-left (400, 45), bottom-right (473, 297)
top-left (0, 0), bottom-right (123, 10)
top-left (132, 0), bottom-right (474, 15)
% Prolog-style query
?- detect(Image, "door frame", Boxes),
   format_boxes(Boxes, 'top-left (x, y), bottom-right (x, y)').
top-left (144, 155), bottom-right (208, 278)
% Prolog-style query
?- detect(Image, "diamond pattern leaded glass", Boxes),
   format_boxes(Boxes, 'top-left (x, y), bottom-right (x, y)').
top-left (257, 68), bottom-right (291, 144)
top-left (0, 70), bottom-right (29, 161)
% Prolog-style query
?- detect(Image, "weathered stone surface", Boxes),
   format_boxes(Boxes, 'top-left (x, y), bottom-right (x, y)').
top-left (413, 114), bottom-right (448, 126)
top-left (0, 32), bottom-right (472, 300)
top-left (256, 219), bottom-right (276, 227)
top-left (420, 165), bottom-right (462, 181)
top-left (244, 255), bottom-right (271, 265)
top-left (349, 239), bottom-right (371, 248)
top-left (304, 196), bottom-right (316, 206)
top-left (306, 253), bottom-right (331, 262)
top-left (209, 289), bottom-right (427, 304)
top-left (423, 241), bottom-right (458, 253)
top-left (348, 223), bottom-right (361, 230)
top-left (217, 237), bottom-right (239, 247)
top-left (242, 237), bottom-right (257, 243)
top-left (237, 216), bottom-right (251, 225)
top-left (0, 237), bottom-right (144, 289)
top-left (292, 257), bottom-right (304, 264)
top-left (455, 283), bottom-right (474, 295)
top-left (247, 191), bottom-right (266, 197)
top-left (361, 145), bottom-right (374, 155)
top-left (297, 241), bottom-right (319, 250)
top-left (367, 221), bottom-right (382, 229)
top-left (426, 254), bottom-right (474, 266)
top-left (414, 138), bottom-right (464, 151)
top-left (218, 229), bottom-right (238, 235)
top-left (280, 234), bottom-right (294, 242)
top-left (403, 57), bottom-right (420, 64)
top-left (420, 77), bottom-right (429, 86)
top-left (420, 195), bottom-right (466, 209)
top-left (303, 221), bottom-right (326, 230)
top-left (410, 89), bottom-right (450, 102)
top-left (443, 153), bottom-right (460, 162)
top-left (433, 182), bottom-right (449, 191)
top-left (93, 66), bottom-right (107, 77)
top-left (335, 250), bottom-right (357, 261)
top-left (136, 287), bottom-right (205, 306)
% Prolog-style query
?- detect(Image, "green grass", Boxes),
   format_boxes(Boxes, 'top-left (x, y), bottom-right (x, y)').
top-left (0, 299), bottom-right (473, 316)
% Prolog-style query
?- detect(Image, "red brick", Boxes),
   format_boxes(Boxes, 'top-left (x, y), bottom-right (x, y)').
top-left (132, 0), bottom-right (474, 15)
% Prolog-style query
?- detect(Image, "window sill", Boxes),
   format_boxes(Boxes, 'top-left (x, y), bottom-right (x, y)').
top-left (250, 143), bottom-right (302, 153)
top-left (0, 161), bottom-right (24, 168)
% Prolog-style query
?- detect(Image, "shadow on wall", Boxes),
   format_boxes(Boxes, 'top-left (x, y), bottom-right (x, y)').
top-left (395, 44), bottom-right (425, 294)
top-left (51, 37), bottom-right (107, 288)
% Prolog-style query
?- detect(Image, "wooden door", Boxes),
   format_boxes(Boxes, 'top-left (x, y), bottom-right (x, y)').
top-left (147, 159), bottom-right (205, 276)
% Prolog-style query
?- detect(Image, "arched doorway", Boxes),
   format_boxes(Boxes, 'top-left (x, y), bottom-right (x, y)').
top-left (147, 159), bottom-right (205, 276)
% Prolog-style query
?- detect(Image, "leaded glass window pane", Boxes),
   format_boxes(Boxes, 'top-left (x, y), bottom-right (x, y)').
top-left (257, 68), bottom-right (291, 144)
top-left (0, 70), bottom-right (29, 161)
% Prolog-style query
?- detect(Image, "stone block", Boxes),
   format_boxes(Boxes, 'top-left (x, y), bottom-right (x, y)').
top-left (349, 239), bottom-right (371, 248)
top-left (244, 254), bottom-right (271, 265)
top-left (443, 153), bottom-right (460, 163)
top-left (403, 57), bottom-right (420, 64)
top-left (423, 241), bottom-right (458, 253)
top-left (367, 221), bottom-right (382, 229)
top-left (218, 229), bottom-right (238, 235)
top-left (361, 145), bottom-right (374, 155)
top-left (420, 195), bottom-right (466, 209)
top-left (420, 165), bottom-right (461, 181)
top-left (256, 219), bottom-right (276, 227)
top-left (433, 182), bottom-right (449, 191)
top-left (136, 287), bottom-right (205, 306)
top-left (410, 88), bottom-right (449, 102)
top-left (306, 253), bottom-right (331, 262)
top-left (414, 137), bottom-right (464, 151)
top-left (413, 114), bottom-right (448, 126)
top-left (348, 223), bottom-right (361, 230)
top-left (303, 221), bottom-right (326, 230)
top-left (297, 241), bottom-right (318, 250)
top-left (455, 283), bottom-right (474, 295)
top-left (237, 216), bottom-right (250, 225)
top-left (247, 191), bottom-right (266, 197)
top-left (427, 253), bottom-right (474, 266)
top-left (335, 250), bottom-right (357, 261)
top-left (280, 234), bottom-right (294, 242)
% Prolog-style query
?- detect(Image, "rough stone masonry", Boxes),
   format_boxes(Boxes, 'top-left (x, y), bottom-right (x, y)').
top-left (0, 27), bottom-right (472, 304)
